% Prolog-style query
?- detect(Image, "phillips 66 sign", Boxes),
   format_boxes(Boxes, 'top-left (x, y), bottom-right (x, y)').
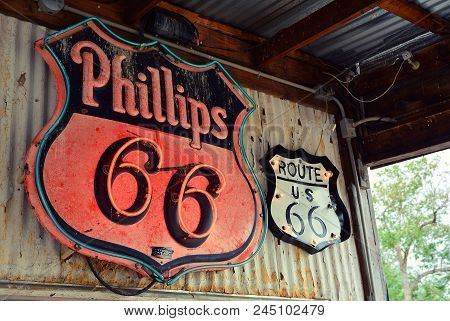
top-left (263, 146), bottom-right (350, 253)
top-left (25, 18), bottom-right (265, 283)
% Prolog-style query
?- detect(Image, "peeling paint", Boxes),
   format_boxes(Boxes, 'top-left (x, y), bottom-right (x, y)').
top-left (17, 73), bottom-right (26, 87)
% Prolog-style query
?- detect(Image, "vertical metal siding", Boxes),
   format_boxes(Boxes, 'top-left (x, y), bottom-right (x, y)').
top-left (0, 14), bottom-right (363, 300)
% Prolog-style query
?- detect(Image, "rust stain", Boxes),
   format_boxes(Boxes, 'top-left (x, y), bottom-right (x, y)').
top-left (279, 282), bottom-right (289, 297)
top-left (260, 266), bottom-right (271, 283)
top-left (318, 137), bottom-right (325, 154)
top-left (271, 271), bottom-right (278, 282)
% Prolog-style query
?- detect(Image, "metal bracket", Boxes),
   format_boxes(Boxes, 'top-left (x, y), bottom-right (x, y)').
top-left (314, 85), bottom-right (334, 101)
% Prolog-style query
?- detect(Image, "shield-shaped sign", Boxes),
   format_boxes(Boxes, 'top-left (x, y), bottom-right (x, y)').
top-left (25, 18), bottom-right (266, 283)
top-left (263, 145), bottom-right (350, 253)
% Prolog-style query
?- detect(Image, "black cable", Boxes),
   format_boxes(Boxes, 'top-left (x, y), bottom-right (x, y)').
top-left (86, 257), bottom-right (157, 296)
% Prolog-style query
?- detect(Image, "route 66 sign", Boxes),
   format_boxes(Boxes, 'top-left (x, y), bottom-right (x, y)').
top-left (25, 18), bottom-right (265, 283)
top-left (263, 145), bottom-right (350, 253)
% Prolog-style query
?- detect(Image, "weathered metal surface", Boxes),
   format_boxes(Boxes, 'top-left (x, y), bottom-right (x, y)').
top-left (0, 14), bottom-right (364, 300)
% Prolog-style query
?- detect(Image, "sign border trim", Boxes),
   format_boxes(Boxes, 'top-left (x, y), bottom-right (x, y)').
top-left (28, 17), bottom-right (268, 285)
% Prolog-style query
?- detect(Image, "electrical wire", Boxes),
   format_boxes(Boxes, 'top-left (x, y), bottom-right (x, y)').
top-left (334, 60), bottom-right (406, 103)
top-left (324, 71), bottom-right (355, 84)
top-left (314, 99), bottom-right (329, 155)
top-left (86, 257), bottom-right (156, 296)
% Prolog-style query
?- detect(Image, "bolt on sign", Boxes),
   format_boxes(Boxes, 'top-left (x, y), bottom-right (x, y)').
top-left (263, 146), bottom-right (350, 253)
top-left (25, 18), bottom-right (267, 284)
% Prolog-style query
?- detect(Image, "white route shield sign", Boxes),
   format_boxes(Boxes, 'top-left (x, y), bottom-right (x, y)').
top-left (263, 145), bottom-right (350, 254)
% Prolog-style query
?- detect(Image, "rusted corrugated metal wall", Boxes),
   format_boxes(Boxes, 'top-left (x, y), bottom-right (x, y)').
top-left (0, 13), bottom-right (364, 300)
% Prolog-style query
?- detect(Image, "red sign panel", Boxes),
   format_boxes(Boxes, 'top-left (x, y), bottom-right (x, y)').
top-left (25, 18), bottom-right (266, 284)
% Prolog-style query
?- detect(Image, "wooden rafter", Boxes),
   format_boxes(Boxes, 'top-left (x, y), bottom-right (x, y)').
top-left (352, 39), bottom-right (450, 95)
top-left (380, 0), bottom-right (450, 36)
top-left (0, 0), bottom-right (336, 109)
top-left (255, 0), bottom-right (382, 67)
top-left (354, 40), bottom-right (450, 166)
top-left (362, 109), bottom-right (450, 167)
top-left (125, 0), bottom-right (163, 25)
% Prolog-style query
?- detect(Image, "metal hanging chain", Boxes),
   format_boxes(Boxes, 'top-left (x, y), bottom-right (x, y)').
top-left (86, 257), bottom-right (156, 296)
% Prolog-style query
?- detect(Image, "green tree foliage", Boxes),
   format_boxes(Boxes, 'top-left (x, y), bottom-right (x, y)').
top-left (371, 153), bottom-right (449, 300)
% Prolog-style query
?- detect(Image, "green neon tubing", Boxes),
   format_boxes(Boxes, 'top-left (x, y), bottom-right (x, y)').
top-left (35, 17), bottom-right (268, 286)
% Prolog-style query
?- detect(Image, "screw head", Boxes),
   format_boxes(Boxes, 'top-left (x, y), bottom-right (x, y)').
top-left (323, 171), bottom-right (333, 179)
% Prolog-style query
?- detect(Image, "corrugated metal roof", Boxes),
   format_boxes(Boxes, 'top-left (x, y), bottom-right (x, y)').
top-left (419, 0), bottom-right (450, 17)
top-left (0, 13), bottom-right (365, 300)
top-left (302, 0), bottom-right (450, 68)
top-left (170, 0), bottom-right (333, 38)
top-left (168, 0), bottom-right (450, 68)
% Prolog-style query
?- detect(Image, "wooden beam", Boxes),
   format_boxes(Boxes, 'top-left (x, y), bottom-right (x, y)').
top-left (157, 2), bottom-right (336, 71)
top-left (350, 38), bottom-right (450, 167)
top-left (361, 109), bottom-right (450, 167)
top-left (359, 65), bottom-right (450, 125)
top-left (350, 40), bottom-right (450, 133)
top-left (125, 0), bottom-right (162, 25)
top-left (70, 0), bottom-right (338, 100)
top-left (352, 39), bottom-right (450, 96)
top-left (0, 0), bottom-right (335, 110)
top-left (380, 0), bottom-right (450, 36)
top-left (255, 0), bottom-right (382, 67)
